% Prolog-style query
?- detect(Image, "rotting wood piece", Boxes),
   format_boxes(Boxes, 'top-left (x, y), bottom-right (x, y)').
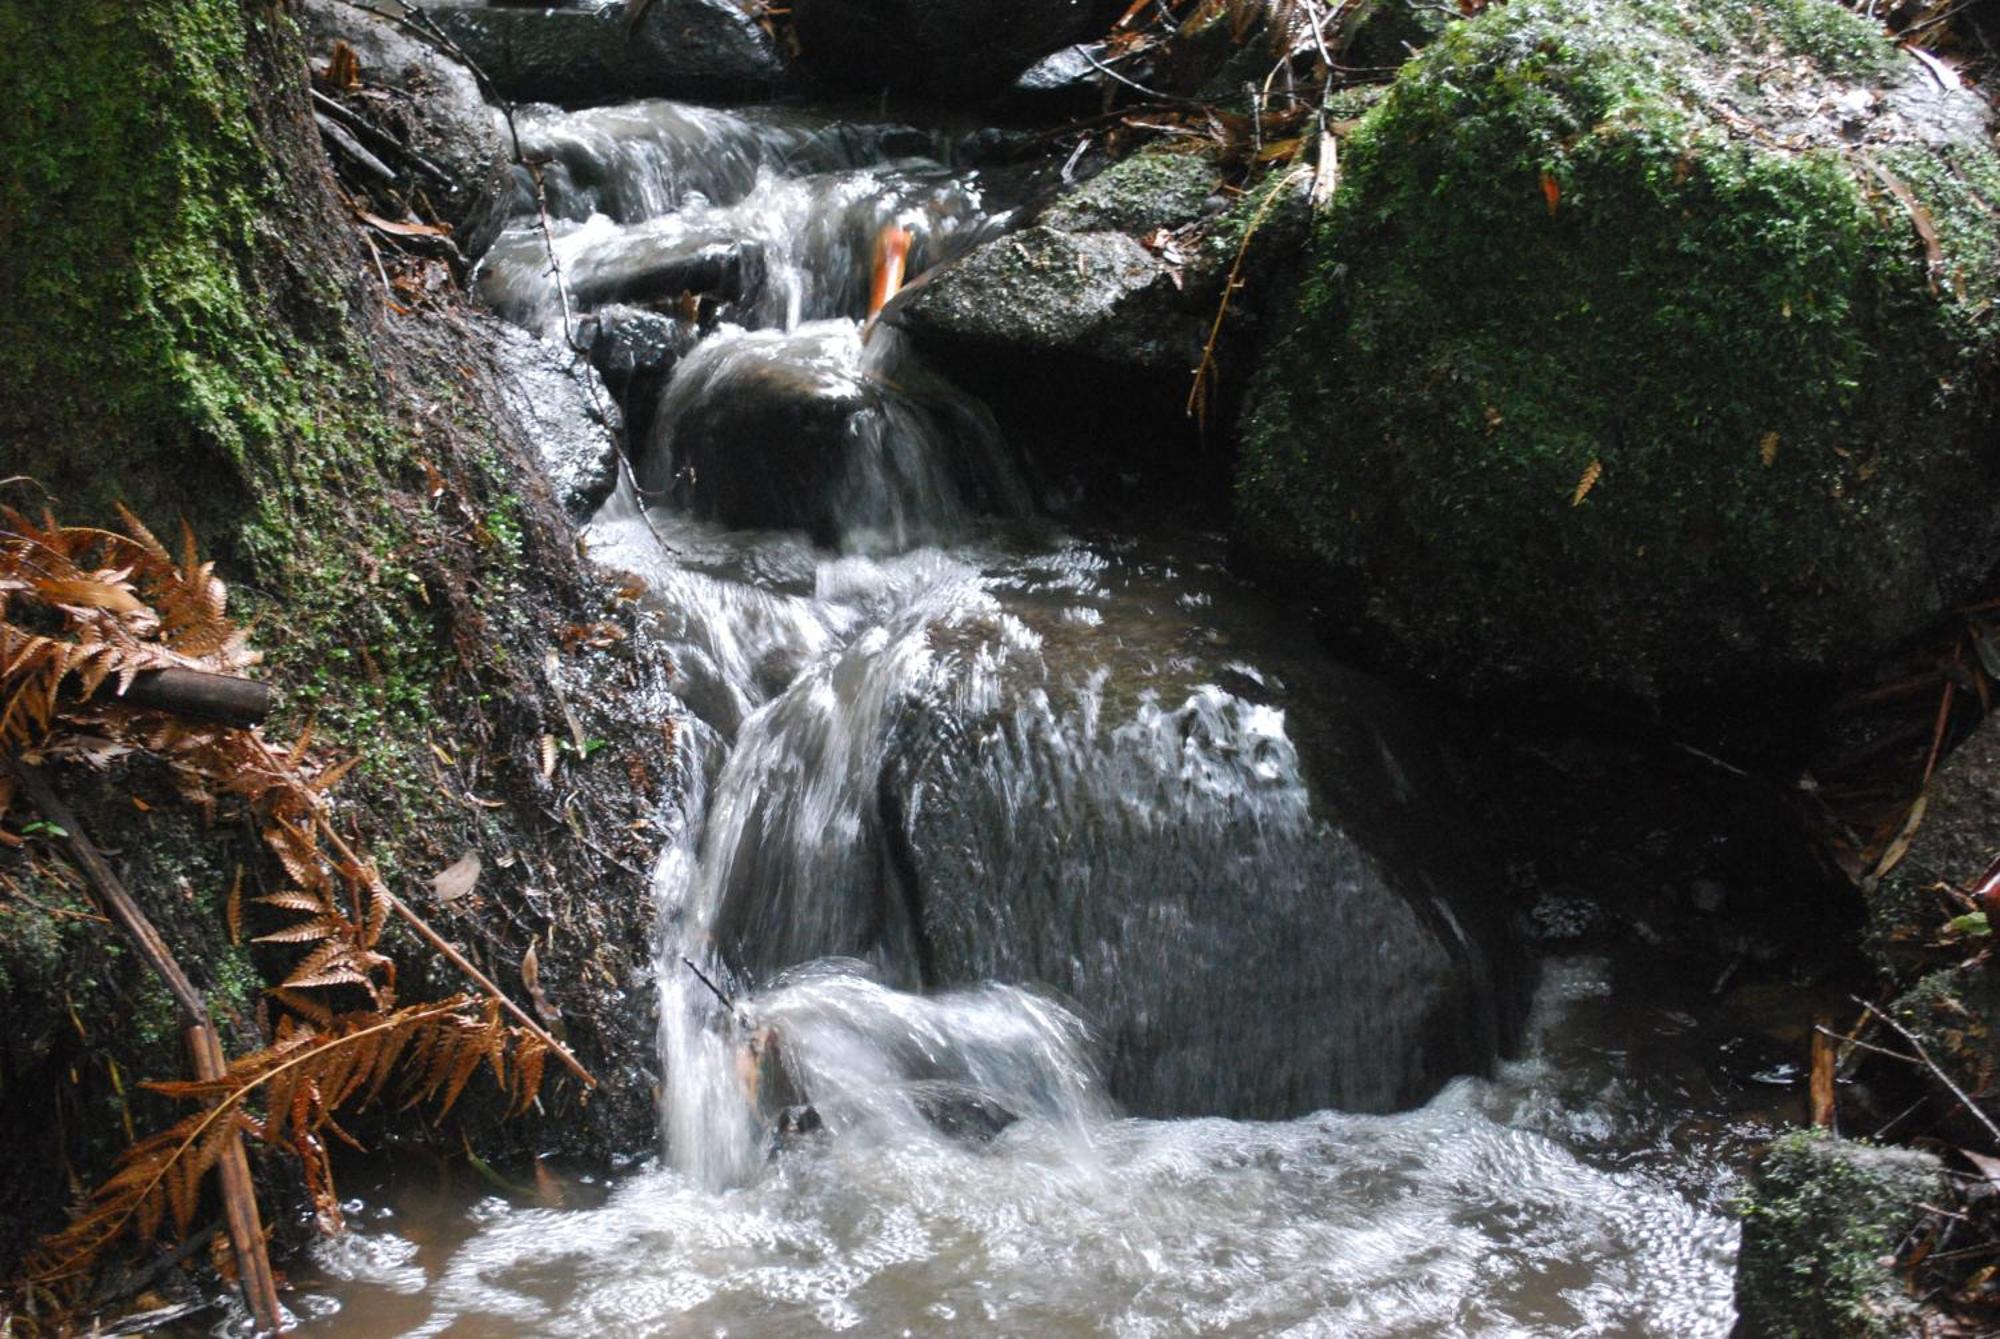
top-left (5, 759), bottom-right (284, 1335)
top-left (93, 668), bottom-right (274, 729)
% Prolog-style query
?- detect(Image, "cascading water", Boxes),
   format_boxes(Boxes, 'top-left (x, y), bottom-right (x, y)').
top-left (295, 100), bottom-right (1787, 1336)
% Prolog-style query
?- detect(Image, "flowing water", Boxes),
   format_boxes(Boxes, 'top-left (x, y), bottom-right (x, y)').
top-left (290, 100), bottom-right (1815, 1336)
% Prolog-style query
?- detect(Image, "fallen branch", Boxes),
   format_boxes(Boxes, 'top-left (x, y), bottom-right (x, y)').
top-left (6, 760), bottom-right (282, 1335)
top-left (256, 743), bottom-right (597, 1091)
top-left (1853, 999), bottom-right (2000, 1149)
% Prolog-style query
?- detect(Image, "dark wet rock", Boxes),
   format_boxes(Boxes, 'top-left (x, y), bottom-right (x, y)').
top-left (580, 304), bottom-right (699, 442)
top-left (417, 0), bottom-right (788, 105)
top-left (887, 149), bottom-right (1303, 512)
top-left (634, 327), bottom-right (1026, 550)
top-left (792, 0), bottom-right (1125, 104)
top-left (476, 226), bottom-right (761, 326)
top-left (1736, 1130), bottom-right (1942, 1338)
top-left (299, 0), bottom-right (512, 258)
top-left (889, 657), bottom-right (1525, 1119)
top-left (1235, 0), bottom-right (2000, 704)
top-left (489, 321), bottom-right (622, 518)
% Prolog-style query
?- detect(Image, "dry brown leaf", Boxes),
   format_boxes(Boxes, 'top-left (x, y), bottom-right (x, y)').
top-left (432, 852), bottom-right (481, 905)
top-left (1571, 459), bottom-right (1603, 507)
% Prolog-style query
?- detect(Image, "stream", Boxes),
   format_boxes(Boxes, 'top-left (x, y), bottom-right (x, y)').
top-left (292, 98), bottom-right (1814, 1337)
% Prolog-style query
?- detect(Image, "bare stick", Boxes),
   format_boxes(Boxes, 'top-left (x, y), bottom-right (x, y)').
top-left (1855, 999), bottom-right (2000, 1148)
top-left (7, 761), bottom-right (283, 1335)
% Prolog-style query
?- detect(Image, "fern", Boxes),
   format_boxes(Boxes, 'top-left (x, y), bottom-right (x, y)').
top-left (2, 502), bottom-right (568, 1304)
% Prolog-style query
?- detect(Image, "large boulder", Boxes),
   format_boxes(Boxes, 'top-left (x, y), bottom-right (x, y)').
top-left (1235, 0), bottom-right (2000, 701)
top-left (695, 544), bottom-right (1525, 1119)
top-left (792, 0), bottom-right (1124, 104)
top-left (298, 0), bottom-right (513, 258)
top-left (417, 0), bottom-right (788, 105)
top-left (1736, 1130), bottom-right (1943, 1338)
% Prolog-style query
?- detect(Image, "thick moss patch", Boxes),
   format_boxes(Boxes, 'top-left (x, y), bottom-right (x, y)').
top-left (1235, 0), bottom-right (2000, 699)
top-left (1736, 1129), bottom-right (1940, 1337)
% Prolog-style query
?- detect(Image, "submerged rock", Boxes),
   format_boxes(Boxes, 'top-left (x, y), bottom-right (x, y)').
top-left (298, 0), bottom-right (512, 258)
top-left (792, 0), bottom-right (1124, 104)
top-left (1235, 0), bottom-right (2000, 701)
top-left (417, 0), bottom-right (788, 105)
top-left (1736, 1130), bottom-right (1942, 1338)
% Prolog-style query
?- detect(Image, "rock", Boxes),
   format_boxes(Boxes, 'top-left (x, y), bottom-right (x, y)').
top-left (488, 321), bottom-right (622, 519)
top-left (791, 0), bottom-right (1125, 104)
top-left (1736, 1130), bottom-right (1943, 1338)
top-left (298, 0), bottom-right (512, 258)
top-left (634, 324), bottom-right (1028, 550)
top-left (891, 226), bottom-right (1195, 372)
top-left (886, 148), bottom-right (1304, 511)
top-left (1039, 146), bottom-right (1225, 237)
top-left (417, 0), bottom-right (788, 105)
top-left (1234, 0), bottom-right (2000, 702)
top-left (580, 304), bottom-right (700, 442)
top-left (893, 661), bottom-right (1524, 1118)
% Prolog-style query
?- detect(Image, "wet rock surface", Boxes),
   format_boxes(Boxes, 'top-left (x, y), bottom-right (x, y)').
top-left (487, 319), bottom-right (623, 518)
top-left (792, 0), bottom-right (1124, 104)
top-left (299, 0), bottom-right (513, 257)
top-left (417, 0), bottom-right (789, 105)
top-left (1234, 0), bottom-right (2000, 703)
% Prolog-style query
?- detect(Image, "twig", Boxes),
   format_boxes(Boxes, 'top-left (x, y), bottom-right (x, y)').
top-left (682, 956), bottom-right (737, 1013)
top-left (1855, 999), bottom-right (2000, 1148)
top-left (1186, 166), bottom-right (1309, 427)
top-left (309, 807), bottom-right (598, 1090)
top-left (6, 761), bottom-right (283, 1336)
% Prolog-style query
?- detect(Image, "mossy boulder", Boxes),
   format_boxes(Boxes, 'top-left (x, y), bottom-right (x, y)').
top-left (1236, 0), bottom-right (2000, 700)
top-left (1736, 1130), bottom-right (1941, 1338)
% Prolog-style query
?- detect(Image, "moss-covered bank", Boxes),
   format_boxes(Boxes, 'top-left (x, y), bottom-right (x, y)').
top-left (1235, 0), bottom-right (2000, 702)
top-left (0, 0), bottom-right (677, 1279)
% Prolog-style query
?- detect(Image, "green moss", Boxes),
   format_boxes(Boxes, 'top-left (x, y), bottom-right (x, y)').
top-left (1042, 147), bottom-right (1221, 235)
top-left (1736, 1129), bottom-right (1940, 1337)
top-left (1235, 0), bottom-right (2000, 696)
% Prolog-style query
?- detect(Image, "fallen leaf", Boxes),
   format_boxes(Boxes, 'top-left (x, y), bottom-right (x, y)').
top-left (353, 208), bottom-right (450, 240)
top-left (1759, 432), bottom-right (1780, 468)
top-left (1571, 459), bottom-right (1602, 507)
top-left (521, 942), bottom-right (558, 1024)
top-left (432, 851), bottom-right (481, 904)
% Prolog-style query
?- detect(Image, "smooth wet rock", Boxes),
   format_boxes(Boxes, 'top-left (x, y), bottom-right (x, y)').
top-left (893, 660), bottom-right (1521, 1119)
top-left (792, 0), bottom-right (1125, 104)
top-left (417, 0), bottom-right (788, 105)
top-left (298, 0), bottom-right (512, 258)
top-left (1235, 0), bottom-right (2000, 702)
top-left (636, 325), bottom-right (1026, 550)
top-left (1736, 1130), bottom-right (1942, 1338)
top-left (488, 322), bottom-right (622, 518)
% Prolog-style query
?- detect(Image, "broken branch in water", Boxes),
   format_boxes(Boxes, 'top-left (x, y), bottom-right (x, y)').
top-left (682, 955), bottom-right (737, 1014)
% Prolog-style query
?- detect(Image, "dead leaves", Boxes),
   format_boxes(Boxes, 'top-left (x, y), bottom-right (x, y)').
top-left (5, 501), bottom-right (559, 1295)
top-left (0, 505), bottom-right (254, 755)
top-left (1571, 459), bottom-right (1603, 507)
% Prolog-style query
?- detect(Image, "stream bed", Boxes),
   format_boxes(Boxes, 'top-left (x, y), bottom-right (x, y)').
top-left (287, 97), bottom-right (1820, 1336)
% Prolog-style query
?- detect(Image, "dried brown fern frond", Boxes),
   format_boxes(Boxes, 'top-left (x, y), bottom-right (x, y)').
top-left (20, 997), bottom-right (548, 1284)
top-left (0, 507), bottom-right (256, 753)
